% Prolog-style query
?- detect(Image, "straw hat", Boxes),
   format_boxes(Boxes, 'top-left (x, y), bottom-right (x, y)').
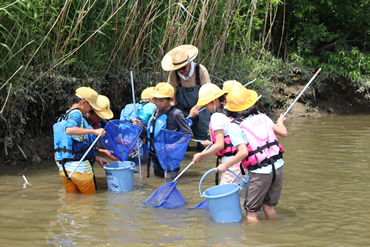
top-left (222, 80), bottom-right (242, 93)
top-left (141, 87), bottom-right (155, 100)
top-left (152, 83), bottom-right (175, 98)
top-left (196, 83), bottom-right (226, 106)
top-left (161, 45), bottom-right (198, 71)
top-left (95, 95), bottom-right (114, 119)
top-left (75, 87), bottom-right (101, 111)
top-left (226, 85), bottom-right (258, 112)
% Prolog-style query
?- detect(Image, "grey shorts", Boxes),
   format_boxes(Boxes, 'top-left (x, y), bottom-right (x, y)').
top-left (243, 166), bottom-right (284, 212)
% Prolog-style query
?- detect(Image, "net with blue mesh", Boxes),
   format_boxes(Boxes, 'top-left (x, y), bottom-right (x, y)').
top-left (153, 129), bottom-right (191, 172)
top-left (102, 120), bottom-right (143, 161)
top-left (141, 181), bottom-right (186, 209)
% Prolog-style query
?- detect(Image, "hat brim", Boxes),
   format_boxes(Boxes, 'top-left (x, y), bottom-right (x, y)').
top-left (95, 109), bottom-right (113, 119)
top-left (152, 93), bottom-right (172, 98)
top-left (161, 45), bottom-right (198, 71)
top-left (89, 102), bottom-right (101, 111)
top-left (196, 91), bottom-right (226, 106)
top-left (226, 90), bottom-right (258, 112)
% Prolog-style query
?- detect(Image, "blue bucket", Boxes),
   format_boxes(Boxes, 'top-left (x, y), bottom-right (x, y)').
top-left (103, 161), bottom-right (138, 192)
top-left (199, 168), bottom-right (243, 223)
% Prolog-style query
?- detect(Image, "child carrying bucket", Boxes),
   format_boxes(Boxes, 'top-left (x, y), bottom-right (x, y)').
top-left (133, 83), bottom-right (193, 179)
top-left (192, 83), bottom-right (243, 184)
top-left (215, 84), bottom-right (287, 222)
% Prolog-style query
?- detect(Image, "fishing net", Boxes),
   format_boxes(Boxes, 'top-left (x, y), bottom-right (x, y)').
top-left (153, 129), bottom-right (191, 172)
top-left (141, 181), bottom-right (187, 209)
top-left (102, 120), bottom-right (142, 161)
top-left (128, 138), bottom-right (149, 165)
top-left (193, 199), bottom-right (209, 209)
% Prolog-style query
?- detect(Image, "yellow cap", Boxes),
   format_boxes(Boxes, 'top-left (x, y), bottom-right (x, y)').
top-left (75, 87), bottom-right (101, 111)
top-left (141, 87), bottom-right (155, 100)
top-left (152, 83), bottom-right (174, 98)
top-left (222, 80), bottom-right (242, 93)
top-left (226, 85), bottom-right (258, 112)
top-left (196, 83), bottom-right (226, 106)
top-left (95, 95), bottom-right (114, 119)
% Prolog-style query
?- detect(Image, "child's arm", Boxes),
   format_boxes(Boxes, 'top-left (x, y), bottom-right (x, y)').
top-left (273, 114), bottom-right (287, 137)
top-left (98, 148), bottom-right (120, 161)
top-left (66, 110), bottom-right (106, 137)
top-left (173, 111), bottom-right (193, 138)
top-left (215, 143), bottom-right (249, 173)
top-left (133, 119), bottom-right (146, 136)
top-left (66, 127), bottom-right (105, 137)
top-left (193, 130), bottom-right (224, 164)
top-left (95, 156), bottom-right (109, 168)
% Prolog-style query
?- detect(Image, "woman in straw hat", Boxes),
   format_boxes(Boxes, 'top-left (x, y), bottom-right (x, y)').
top-left (215, 85), bottom-right (288, 222)
top-left (161, 45), bottom-right (211, 150)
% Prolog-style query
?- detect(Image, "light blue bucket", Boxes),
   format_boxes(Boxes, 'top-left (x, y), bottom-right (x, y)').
top-left (199, 168), bottom-right (243, 223)
top-left (103, 161), bottom-right (138, 192)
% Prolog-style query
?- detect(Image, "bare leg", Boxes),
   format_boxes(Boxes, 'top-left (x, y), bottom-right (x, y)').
top-left (262, 204), bottom-right (279, 219)
top-left (246, 211), bottom-right (259, 223)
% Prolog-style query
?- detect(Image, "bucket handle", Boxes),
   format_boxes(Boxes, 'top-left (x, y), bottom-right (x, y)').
top-left (199, 168), bottom-right (242, 197)
top-left (131, 167), bottom-right (139, 173)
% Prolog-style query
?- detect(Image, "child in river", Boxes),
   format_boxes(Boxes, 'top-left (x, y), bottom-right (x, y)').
top-left (85, 95), bottom-right (119, 161)
top-left (215, 84), bottom-right (287, 222)
top-left (53, 87), bottom-right (109, 194)
top-left (133, 83), bottom-right (193, 179)
top-left (192, 83), bottom-right (242, 184)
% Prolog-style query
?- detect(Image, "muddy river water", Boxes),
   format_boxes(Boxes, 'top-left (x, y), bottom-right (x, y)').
top-left (0, 114), bottom-right (369, 246)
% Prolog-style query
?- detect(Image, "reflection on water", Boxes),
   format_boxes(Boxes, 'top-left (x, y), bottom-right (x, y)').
top-left (0, 115), bottom-right (369, 246)
top-left (45, 192), bottom-right (98, 246)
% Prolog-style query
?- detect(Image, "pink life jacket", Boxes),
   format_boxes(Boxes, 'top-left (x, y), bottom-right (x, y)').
top-left (233, 114), bottom-right (284, 171)
top-left (209, 114), bottom-right (238, 158)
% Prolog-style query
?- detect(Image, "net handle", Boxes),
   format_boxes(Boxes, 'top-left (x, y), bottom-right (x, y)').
top-left (173, 143), bottom-right (212, 182)
top-left (130, 71), bottom-right (142, 179)
top-left (68, 134), bottom-right (101, 179)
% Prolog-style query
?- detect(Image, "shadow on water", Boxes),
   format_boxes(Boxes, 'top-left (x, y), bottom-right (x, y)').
top-left (0, 114), bottom-right (369, 246)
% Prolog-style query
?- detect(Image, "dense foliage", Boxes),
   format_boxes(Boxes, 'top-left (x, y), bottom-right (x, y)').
top-left (0, 0), bottom-right (369, 146)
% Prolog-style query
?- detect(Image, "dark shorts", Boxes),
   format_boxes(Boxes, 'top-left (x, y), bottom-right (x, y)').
top-left (243, 166), bottom-right (284, 212)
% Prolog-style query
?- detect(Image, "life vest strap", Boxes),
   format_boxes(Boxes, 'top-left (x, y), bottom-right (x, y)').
top-left (246, 153), bottom-right (282, 171)
top-left (247, 140), bottom-right (279, 157)
top-left (220, 151), bottom-right (238, 157)
top-left (215, 156), bottom-right (221, 185)
top-left (224, 143), bottom-right (233, 149)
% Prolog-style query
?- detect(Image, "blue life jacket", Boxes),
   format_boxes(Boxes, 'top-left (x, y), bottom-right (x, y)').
top-left (53, 109), bottom-right (96, 165)
top-left (147, 107), bottom-right (177, 141)
top-left (120, 102), bottom-right (146, 122)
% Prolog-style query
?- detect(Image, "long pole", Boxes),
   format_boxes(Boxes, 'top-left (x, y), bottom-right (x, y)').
top-left (283, 67), bottom-right (322, 117)
top-left (173, 143), bottom-right (212, 182)
top-left (243, 78), bottom-right (257, 87)
top-left (130, 71), bottom-right (142, 180)
top-left (68, 134), bottom-right (102, 179)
